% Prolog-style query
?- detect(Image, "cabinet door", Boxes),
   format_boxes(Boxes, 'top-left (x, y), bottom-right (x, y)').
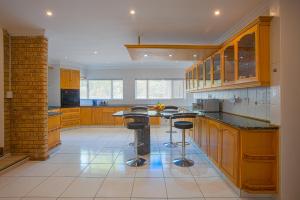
top-left (101, 108), bottom-right (116, 125)
top-left (150, 117), bottom-right (161, 126)
top-left (220, 125), bottom-right (239, 185)
top-left (200, 118), bottom-right (208, 154)
top-left (213, 53), bottom-right (221, 87)
top-left (208, 120), bottom-right (221, 166)
top-left (237, 27), bottom-right (257, 80)
top-left (197, 63), bottom-right (204, 89)
top-left (60, 69), bottom-right (70, 89)
top-left (204, 58), bottom-right (212, 88)
top-left (193, 117), bottom-right (201, 147)
top-left (92, 108), bottom-right (102, 125)
top-left (80, 108), bottom-right (93, 125)
top-left (223, 44), bottom-right (236, 83)
top-left (193, 66), bottom-right (197, 89)
top-left (70, 70), bottom-right (80, 89)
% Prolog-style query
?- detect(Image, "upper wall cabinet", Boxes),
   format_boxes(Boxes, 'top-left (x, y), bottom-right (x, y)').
top-left (60, 68), bottom-right (80, 89)
top-left (185, 16), bottom-right (272, 92)
top-left (212, 53), bottom-right (221, 87)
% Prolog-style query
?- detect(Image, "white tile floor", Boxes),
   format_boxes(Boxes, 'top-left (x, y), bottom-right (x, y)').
top-left (0, 127), bottom-right (272, 200)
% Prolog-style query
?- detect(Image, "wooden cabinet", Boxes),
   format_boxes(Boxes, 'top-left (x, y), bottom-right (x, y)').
top-left (240, 130), bottom-right (278, 192)
top-left (60, 68), bottom-right (80, 89)
top-left (220, 124), bottom-right (239, 185)
top-left (185, 16), bottom-right (272, 92)
top-left (80, 107), bottom-right (93, 125)
top-left (101, 107), bottom-right (116, 125)
top-left (80, 107), bottom-right (131, 126)
top-left (192, 116), bottom-right (278, 193)
top-left (212, 53), bottom-right (222, 87)
top-left (204, 58), bottom-right (212, 88)
top-left (61, 107), bottom-right (80, 128)
top-left (197, 63), bottom-right (204, 89)
top-left (207, 120), bottom-right (221, 166)
top-left (48, 115), bottom-right (61, 150)
top-left (199, 117), bottom-right (208, 154)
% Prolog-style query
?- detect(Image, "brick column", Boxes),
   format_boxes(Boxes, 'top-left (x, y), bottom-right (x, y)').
top-left (4, 33), bottom-right (49, 160)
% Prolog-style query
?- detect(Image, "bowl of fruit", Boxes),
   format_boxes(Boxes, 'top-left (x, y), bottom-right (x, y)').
top-left (153, 102), bottom-right (165, 112)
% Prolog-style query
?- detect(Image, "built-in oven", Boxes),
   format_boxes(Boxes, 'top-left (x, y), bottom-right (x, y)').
top-left (61, 89), bottom-right (80, 107)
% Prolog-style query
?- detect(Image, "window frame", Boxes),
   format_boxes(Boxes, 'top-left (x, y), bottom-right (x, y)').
top-left (135, 79), bottom-right (185, 100)
top-left (80, 79), bottom-right (124, 100)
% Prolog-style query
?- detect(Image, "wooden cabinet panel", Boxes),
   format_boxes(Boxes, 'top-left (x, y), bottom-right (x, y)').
top-left (80, 108), bottom-right (93, 125)
top-left (92, 108), bottom-right (102, 125)
top-left (60, 68), bottom-right (80, 89)
top-left (220, 124), bottom-right (239, 186)
top-left (61, 108), bottom-right (80, 128)
top-left (101, 107), bottom-right (116, 125)
top-left (200, 118), bottom-right (208, 154)
top-left (48, 115), bottom-right (61, 150)
top-left (208, 120), bottom-right (221, 166)
top-left (60, 69), bottom-right (70, 89)
top-left (149, 117), bottom-right (161, 126)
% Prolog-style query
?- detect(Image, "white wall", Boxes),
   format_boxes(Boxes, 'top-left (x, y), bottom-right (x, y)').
top-left (279, 0), bottom-right (300, 199)
top-left (0, 28), bottom-right (4, 148)
top-left (84, 68), bottom-right (193, 106)
top-left (48, 64), bottom-right (61, 106)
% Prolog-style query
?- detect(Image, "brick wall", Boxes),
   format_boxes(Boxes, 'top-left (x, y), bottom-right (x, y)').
top-left (3, 31), bottom-right (49, 160)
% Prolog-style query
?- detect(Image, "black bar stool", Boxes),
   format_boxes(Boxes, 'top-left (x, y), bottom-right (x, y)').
top-left (124, 113), bottom-right (149, 167)
top-left (162, 106), bottom-right (179, 148)
top-left (171, 113), bottom-right (197, 167)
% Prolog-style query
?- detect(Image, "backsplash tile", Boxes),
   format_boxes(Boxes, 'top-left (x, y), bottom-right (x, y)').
top-left (193, 86), bottom-right (280, 125)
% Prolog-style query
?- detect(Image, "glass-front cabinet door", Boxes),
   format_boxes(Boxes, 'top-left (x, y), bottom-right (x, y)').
top-left (237, 29), bottom-right (257, 80)
top-left (189, 70), bottom-right (193, 90)
top-left (185, 72), bottom-right (189, 91)
top-left (212, 53), bottom-right (221, 87)
top-left (197, 63), bottom-right (204, 89)
top-left (223, 44), bottom-right (236, 83)
top-left (193, 65), bottom-right (197, 89)
top-left (204, 58), bottom-right (212, 88)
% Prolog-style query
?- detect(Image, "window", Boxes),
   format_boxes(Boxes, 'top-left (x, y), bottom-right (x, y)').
top-left (135, 79), bottom-right (185, 99)
top-left (80, 80), bottom-right (123, 99)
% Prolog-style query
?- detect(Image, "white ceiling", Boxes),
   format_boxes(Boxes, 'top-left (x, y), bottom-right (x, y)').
top-left (0, 0), bottom-right (265, 69)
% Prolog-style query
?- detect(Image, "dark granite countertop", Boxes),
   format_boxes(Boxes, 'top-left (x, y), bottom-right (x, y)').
top-left (182, 107), bottom-right (279, 130)
top-left (48, 111), bottom-right (61, 117)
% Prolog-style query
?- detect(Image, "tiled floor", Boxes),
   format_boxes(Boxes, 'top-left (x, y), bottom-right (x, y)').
top-left (0, 127), bottom-right (271, 200)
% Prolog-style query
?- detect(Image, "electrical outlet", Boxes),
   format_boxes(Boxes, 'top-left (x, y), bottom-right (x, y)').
top-left (6, 91), bottom-right (13, 98)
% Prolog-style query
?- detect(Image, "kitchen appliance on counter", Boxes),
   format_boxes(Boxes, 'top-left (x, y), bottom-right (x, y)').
top-left (61, 89), bottom-right (80, 107)
top-left (193, 99), bottom-right (220, 112)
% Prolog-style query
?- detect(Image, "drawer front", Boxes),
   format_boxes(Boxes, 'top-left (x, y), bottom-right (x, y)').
top-left (48, 115), bottom-right (61, 131)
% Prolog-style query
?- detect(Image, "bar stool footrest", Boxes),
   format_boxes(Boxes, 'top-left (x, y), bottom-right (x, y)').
top-left (126, 157), bottom-right (146, 167)
top-left (173, 158), bottom-right (194, 167)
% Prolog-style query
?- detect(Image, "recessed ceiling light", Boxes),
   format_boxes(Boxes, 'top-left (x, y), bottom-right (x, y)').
top-left (46, 10), bottom-right (53, 16)
top-left (214, 10), bottom-right (220, 16)
top-left (144, 54), bottom-right (148, 57)
top-left (93, 51), bottom-right (98, 55)
top-left (193, 54), bottom-right (197, 58)
top-left (169, 54), bottom-right (173, 57)
top-left (130, 10), bottom-right (136, 15)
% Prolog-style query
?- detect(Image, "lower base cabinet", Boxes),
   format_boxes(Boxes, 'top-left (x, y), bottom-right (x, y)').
top-left (194, 116), bottom-right (278, 193)
top-left (48, 115), bottom-right (61, 150)
top-left (61, 108), bottom-right (80, 128)
top-left (80, 107), bottom-right (161, 126)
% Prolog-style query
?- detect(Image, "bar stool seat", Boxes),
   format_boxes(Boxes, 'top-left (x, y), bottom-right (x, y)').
top-left (174, 121), bottom-right (193, 129)
top-left (127, 122), bottom-right (146, 129)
